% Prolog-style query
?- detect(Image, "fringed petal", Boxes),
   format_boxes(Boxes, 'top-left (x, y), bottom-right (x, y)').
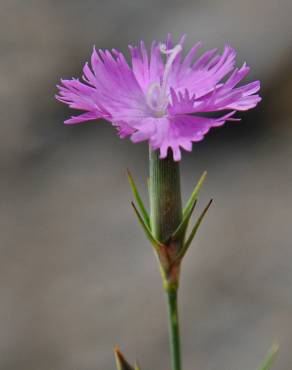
top-left (56, 47), bottom-right (149, 126)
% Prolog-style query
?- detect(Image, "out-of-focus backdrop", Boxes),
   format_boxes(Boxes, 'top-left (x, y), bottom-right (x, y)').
top-left (1, 1), bottom-right (292, 370)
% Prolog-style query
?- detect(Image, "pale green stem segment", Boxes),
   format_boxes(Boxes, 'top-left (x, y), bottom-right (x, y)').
top-left (167, 290), bottom-right (181, 370)
top-left (149, 148), bottom-right (183, 370)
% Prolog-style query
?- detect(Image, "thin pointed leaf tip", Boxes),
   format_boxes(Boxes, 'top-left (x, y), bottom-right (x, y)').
top-left (172, 171), bottom-right (207, 243)
top-left (127, 169), bottom-right (150, 227)
top-left (258, 343), bottom-right (279, 370)
top-left (176, 199), bottom-right (213, 262)
top-left (114, 347), bottom-right (135, 370)
top-left (131, 202), bottom-right (163, 251)
top-left (56, 35), bottom-right (261, 161)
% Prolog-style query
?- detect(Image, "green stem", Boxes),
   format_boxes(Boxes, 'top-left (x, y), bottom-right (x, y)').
top-left (167, 290), bottom-right (181, 370)
top-left (149, 148), bottom-right (183, 370)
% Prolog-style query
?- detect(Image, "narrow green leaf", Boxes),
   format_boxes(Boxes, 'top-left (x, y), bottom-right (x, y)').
top-left (134, 362), bottom-right (141, 370)
top-left (176, 199), bottom-right (212, 261)
top-left (114, 347), bottom-right (134, 370)
top-left (171, 171), bottom-right (207, 243)
top-left (258, 344), bottom-right (279, 370)
top-left (127, 169), bottom-right (150, 227)
top-left (183, 171), bottom-right (207, 218)
top-left (131, 202), bottom-right (163, 252)
top-left (172, 200), bottom-right (197, 241)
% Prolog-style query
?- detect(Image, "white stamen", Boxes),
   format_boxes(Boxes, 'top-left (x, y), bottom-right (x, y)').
top-left (160, 43), bottom-right (182, 96)
top-left (146, 43), bottom-right (183, 114)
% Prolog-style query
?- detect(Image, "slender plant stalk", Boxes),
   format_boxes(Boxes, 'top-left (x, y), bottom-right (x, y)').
top-left (167, 290), bottom-right (181, 370)
top-left (124, 149), bottom-right (276, 370)
top-left (149, 148), bottom-right (183, 370)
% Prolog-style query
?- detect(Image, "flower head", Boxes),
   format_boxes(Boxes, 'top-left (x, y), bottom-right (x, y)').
top-left (56, 34), bottom-right (261, 161)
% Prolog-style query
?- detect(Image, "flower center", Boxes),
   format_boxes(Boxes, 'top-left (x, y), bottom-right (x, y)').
top-left (146, 43), bottom-right (182, 116)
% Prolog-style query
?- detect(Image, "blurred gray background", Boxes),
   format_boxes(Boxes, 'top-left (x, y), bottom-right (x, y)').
top-left (1, 1), bottom-right (292, 370)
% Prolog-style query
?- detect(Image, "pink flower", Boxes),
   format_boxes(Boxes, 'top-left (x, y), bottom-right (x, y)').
top-left (56, 34), bottom-right (261, 161)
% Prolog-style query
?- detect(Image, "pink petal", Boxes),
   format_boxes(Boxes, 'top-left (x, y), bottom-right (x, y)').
top-left (64, 111), bottom-right (102, 125)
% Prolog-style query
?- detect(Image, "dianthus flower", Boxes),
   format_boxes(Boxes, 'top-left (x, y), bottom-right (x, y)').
top-left (56, 34), bottom-right (261, 160)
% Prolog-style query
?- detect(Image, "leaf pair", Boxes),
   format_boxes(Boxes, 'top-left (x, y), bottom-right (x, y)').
top-left (171, 171), bottom-right (212, 261)
top-left (127, 169), bottom-right (212, 262)
top-left (174, 198), bottom-right (212, 262)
